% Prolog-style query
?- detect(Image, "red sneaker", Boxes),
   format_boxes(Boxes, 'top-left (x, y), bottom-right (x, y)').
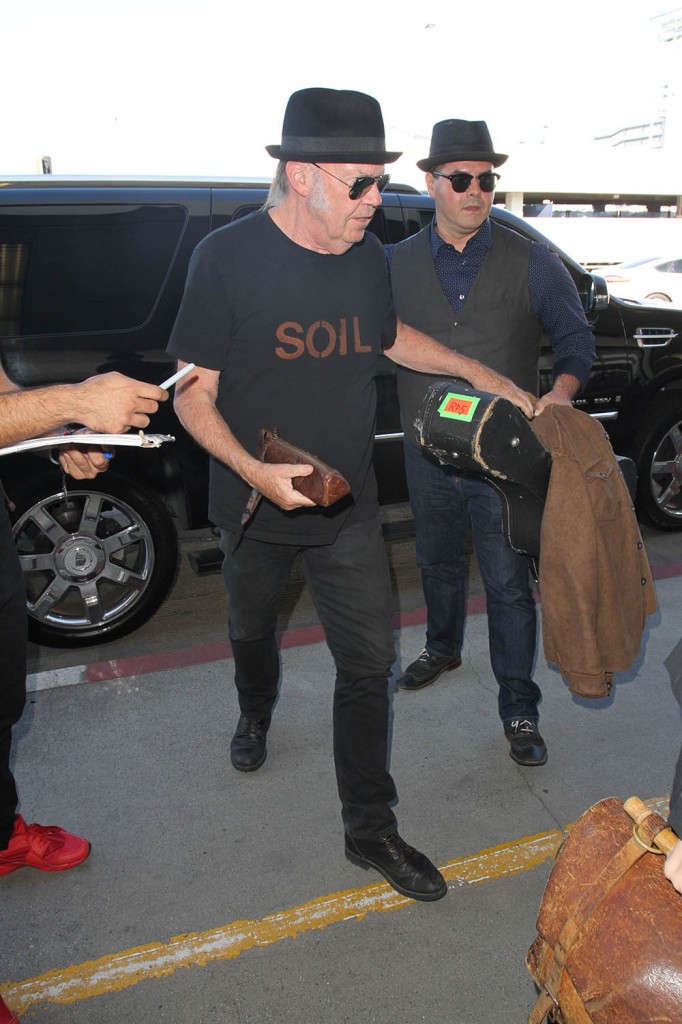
top-left (0, 994), bottom-right (20, 1023)
top-left (0, 815), bottom-right (91, 876)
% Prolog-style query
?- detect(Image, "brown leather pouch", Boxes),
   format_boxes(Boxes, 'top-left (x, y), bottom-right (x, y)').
top-left (526, 796), bottom-right (681, 1023)
top-left (258, 428), bottom-right (350, 506)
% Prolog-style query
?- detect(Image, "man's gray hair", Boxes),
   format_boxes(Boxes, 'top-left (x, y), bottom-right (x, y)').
top-left (262, 161), bottom-right (289, 210)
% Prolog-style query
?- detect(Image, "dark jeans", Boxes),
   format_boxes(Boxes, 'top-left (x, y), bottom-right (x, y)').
top-left (219, 516), bottom-right (398, 839)
top-left (404, 442), bottom-right (542, 724)
top-left (0, 503), bottom-right (27, 848)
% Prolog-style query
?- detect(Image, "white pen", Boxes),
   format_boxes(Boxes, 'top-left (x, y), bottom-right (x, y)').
top-left (160, 362), bottom-right (196, 390)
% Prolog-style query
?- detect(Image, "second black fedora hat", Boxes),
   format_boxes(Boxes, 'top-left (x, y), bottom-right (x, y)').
top-left (417, 119), bottom-right (507, 171)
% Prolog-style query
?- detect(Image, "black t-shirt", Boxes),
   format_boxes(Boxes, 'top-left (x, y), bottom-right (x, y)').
top-left (167, 211), bottom-right (397, 543)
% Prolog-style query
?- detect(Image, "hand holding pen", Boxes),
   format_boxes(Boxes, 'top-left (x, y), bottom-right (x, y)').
top-left (159, 363), bottom-right (195, 390)
top-left (100, 363), bottom-right (195, 458)
top-left (57, 364), bottom-right (195, 478)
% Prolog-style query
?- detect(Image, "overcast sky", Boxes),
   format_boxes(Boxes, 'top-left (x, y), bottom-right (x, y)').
top-left (3, 0), bottom-right (676, 187)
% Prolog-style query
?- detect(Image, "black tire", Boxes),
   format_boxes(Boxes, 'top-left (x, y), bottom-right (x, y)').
top-left (629, 399), bottom-right (682, 531)
top-left (10, 473), bottom-right (179, 646)
top-left (644, 292), bottom-right (672, 303)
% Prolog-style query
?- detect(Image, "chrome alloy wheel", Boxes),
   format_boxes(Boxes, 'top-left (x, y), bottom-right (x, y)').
top-left (13, 489), bottom-right (155, 637)
top-left (649, 417), bottom-right (682, 522)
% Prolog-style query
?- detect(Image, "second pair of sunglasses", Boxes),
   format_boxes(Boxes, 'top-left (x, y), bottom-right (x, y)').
top-left (432, 170), bottom-right (500, 193)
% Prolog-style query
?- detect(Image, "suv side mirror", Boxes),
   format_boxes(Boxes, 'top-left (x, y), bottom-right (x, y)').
top-left (578, 271), bottom-right (609, 313)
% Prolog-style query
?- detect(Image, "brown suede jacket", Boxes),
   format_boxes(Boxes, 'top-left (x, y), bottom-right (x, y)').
top-left (531, 405), bottom-right (657, 699)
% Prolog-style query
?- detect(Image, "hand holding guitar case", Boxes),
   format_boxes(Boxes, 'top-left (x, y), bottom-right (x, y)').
top-left (418, 381), bottom-right (551, 560)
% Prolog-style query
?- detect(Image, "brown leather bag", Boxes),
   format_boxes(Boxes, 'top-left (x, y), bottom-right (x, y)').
top-left (526, 796), bottom-right (681, 1023)
top-left (240, 428), bottom-right (351, 526)
top-left (258, 428), bottom-right (350, 506)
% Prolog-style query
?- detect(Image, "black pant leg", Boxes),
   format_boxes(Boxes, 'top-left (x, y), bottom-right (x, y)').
top-left (0, 503), bottom-right (27, 848)
top-left (302, 517), bottom-right (397, 838)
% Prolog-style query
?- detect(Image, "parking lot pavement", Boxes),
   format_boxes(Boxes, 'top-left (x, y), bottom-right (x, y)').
top-left (3, 542), bottom-right (682, 1023)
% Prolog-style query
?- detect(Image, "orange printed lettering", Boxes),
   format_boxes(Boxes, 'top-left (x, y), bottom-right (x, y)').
top-left (352, 316), bottom-right (371, 354)
top-left (306, 321), bottom-right (336, 359)
top-left (275, 322), bottom-right (305, 359)
top-left (275, 318), bottom-right (372, 359)
top-left (338, 318), bottom-right (347, 356)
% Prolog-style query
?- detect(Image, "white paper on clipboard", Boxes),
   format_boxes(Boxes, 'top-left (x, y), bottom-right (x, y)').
top-left (0, 431), bottom-right (175, 457)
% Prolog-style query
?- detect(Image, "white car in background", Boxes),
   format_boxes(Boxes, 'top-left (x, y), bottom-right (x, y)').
top-left (598, 256), bottom-right (682, 306)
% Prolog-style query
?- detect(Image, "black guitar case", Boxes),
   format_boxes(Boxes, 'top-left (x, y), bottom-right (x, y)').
top-left (417, 381), bottom-right (551, 562)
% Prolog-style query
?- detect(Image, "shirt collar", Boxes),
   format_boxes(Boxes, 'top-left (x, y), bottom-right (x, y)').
top-left (430, 217), bottom-right (492, 258)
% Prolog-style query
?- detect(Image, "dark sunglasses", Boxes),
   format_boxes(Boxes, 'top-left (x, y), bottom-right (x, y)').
top-left (312, 163), bottom-right (390, 200)
top-left (431, 170), bottom-right (500, 193)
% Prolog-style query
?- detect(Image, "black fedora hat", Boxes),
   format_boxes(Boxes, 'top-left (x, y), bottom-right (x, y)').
top-left (417, 119), bottom-right (507, 172)
top-left (266, 87), bottom-right (402, 165)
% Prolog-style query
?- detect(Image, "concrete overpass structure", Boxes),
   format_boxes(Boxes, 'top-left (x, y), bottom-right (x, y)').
top-left (492, 146), bottom-right (682, 266)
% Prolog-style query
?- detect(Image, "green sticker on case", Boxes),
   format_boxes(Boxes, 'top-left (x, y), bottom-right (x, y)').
top-left (437, 392), bottom-right (480, 422)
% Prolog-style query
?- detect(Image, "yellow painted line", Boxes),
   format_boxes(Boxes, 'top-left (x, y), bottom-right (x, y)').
top-left (1, 796), bottom-right (670, 1014)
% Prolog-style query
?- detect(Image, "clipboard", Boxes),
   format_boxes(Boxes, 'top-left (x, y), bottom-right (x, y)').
top-left (0, 431), bottom-right (175, 457)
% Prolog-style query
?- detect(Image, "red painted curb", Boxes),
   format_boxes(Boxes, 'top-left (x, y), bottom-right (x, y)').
top-left (84, 562), bottom-right (681, 684)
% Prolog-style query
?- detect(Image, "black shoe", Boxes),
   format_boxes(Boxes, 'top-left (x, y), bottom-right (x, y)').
top-left (504, 719), bottom-right (548, 766)
top-left (396, 649), bottom-right (462, 691)
top-left (345, 831), bottom-right (447, 902)
top-left (230, 714), bottom-right (269, 772)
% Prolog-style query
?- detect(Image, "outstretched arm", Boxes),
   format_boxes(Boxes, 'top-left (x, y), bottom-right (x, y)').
top-left (0, 365), bottom-right (167, 446)
top-left (0, 363), bottom-right (167, 479)
top-left (387, 321), bottom-right (537, 419)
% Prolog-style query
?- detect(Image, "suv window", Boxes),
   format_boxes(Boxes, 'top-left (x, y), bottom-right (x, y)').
top-left (368, 202), bottom-right (434, 246)
top-left (0, 204), bottom-right (187, 337)
top-left (211, 203), bottom-right (263, 231)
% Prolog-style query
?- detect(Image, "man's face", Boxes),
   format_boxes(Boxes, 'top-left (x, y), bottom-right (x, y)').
top-left (426, 160), bottom-right (495, 247)
top-left (305, 163), bottom-right (385, 254)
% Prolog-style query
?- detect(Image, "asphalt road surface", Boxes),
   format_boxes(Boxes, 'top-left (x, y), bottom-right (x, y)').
top-left (25, 505), bottom-right (679, 677)
top-left (8, 505), bottom-right (682, 1024)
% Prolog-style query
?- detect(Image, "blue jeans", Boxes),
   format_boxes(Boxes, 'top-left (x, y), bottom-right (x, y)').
top-left (404, 442), bottom-right (542, 724)
top-left (219, 517), bottom-right (398, 839)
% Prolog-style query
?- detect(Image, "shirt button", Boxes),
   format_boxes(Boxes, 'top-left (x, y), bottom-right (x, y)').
top-left (459, 294), bottom-right (465, 300)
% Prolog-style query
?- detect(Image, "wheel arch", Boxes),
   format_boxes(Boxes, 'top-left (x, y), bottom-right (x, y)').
top-left (628, 388), bottom-right (682, 531)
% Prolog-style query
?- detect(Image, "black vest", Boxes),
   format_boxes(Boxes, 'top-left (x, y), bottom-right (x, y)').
top-left (391, 221), bottom-right (543, 446)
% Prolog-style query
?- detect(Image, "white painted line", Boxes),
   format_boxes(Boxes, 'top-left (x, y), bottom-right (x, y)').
top-left (26, 666), bottom-right (87, 693)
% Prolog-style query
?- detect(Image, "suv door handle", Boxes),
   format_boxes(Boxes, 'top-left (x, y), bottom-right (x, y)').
top-left (633, 327), bottom-right (679, 348)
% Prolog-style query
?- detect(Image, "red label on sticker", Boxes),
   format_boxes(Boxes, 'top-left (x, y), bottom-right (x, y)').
top-left (443, 397), bottom-right (474, 417)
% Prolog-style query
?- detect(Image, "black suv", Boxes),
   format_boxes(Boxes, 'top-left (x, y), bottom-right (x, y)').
top-left (1, 178), bottom-right (680, 646)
